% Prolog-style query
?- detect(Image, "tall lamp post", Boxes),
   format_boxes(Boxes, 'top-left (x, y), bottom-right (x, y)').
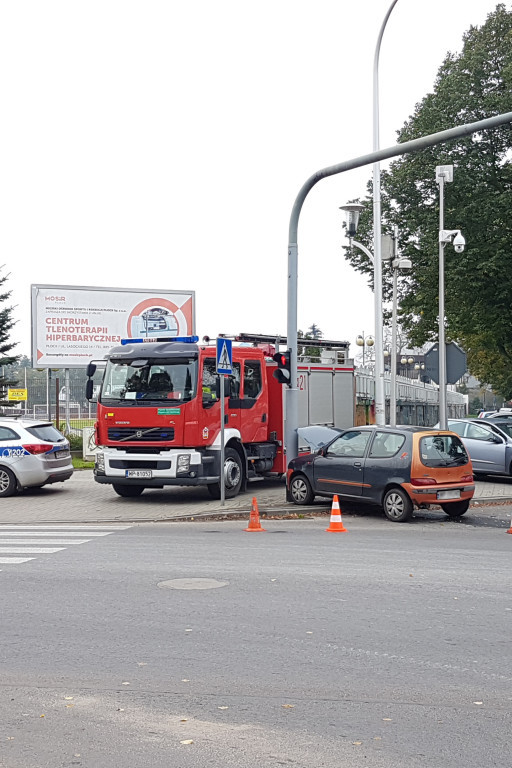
top-left (372, 0), bottom-right (400, 427)
top-left (435, 164), bottom-right (466, 429)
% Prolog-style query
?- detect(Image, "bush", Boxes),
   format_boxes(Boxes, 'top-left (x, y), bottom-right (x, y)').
top-left (67, 433), bottom-right (83, 451)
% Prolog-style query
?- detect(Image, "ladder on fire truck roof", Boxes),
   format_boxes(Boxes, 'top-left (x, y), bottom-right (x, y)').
top-left (215, 332), bottom-right (350, 350)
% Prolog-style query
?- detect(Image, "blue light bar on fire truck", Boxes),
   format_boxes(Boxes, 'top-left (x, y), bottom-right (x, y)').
top-left (120, 336), bottom-right (199, 345)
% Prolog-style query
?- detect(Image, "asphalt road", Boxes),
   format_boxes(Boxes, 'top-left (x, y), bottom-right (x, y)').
top-left (0, 518), bottom-right (511, 768)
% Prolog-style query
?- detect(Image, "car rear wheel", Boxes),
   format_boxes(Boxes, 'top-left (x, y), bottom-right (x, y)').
top-left (383, 487), bottom-right (413, 523)
top-left (440, 499), bottom-right (470, 517)
top-left (289, 474), bottom-right (314, 505)
top-left (0, 466), bottom-right (17, 497)
top-left (113, 484), bottom-right (144, 497)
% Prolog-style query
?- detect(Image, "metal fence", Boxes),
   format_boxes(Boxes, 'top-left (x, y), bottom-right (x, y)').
top-left (0, 366), bottom-right (101, 435)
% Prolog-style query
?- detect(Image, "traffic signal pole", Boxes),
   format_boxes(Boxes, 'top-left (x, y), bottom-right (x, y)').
top-left (285, 110), bottom-right (512, 464)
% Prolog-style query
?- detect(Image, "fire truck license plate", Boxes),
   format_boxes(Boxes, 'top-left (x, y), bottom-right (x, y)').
top-left (125, 470), bottom-right (152, 479)
top-left (437, 489), bottom-right (460, 500)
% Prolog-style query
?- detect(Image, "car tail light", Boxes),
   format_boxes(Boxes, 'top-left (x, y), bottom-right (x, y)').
top-left (411, 477), bottom-right (437, 486)
top-left (22, 443), bottom-right (54, 455)
top-left (460, 474), bottom-right (473, 483)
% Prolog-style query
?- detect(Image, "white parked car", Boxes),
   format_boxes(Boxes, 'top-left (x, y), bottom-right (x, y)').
top-left (0, 417), bottom-right (73, 497)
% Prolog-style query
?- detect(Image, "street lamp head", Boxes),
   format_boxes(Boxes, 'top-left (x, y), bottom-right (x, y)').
top-left (395, 257), bottom-right (412, 270)
top-left (339, 203), bottom-right (365, 238)
top-left (400, 357), bottom-right (407, 365)
top-left (356, 335), bottom-right (364, 347)
top-left (407, 357), bottom-right (414, 365)
top-left (366, 336), bottom-right (375, 347)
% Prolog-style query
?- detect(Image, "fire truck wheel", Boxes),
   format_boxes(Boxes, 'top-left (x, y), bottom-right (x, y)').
top-left (112, 484), bottom-right (145, 497)
top-left (289, 473), bottom-right (314, 505)
top-left (208, 447), bottom-right (243, 499)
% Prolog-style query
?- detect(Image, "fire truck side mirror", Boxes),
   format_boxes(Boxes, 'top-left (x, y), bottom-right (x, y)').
top-left (86, 362), bottom-right (97, 378)
top-left (85, 379), bottom-right (94, 401)
top-left (272, 350), bottom-right (292, 387)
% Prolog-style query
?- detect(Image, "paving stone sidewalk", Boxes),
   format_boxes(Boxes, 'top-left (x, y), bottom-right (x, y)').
top-left (0, 470), bottom-right (511, 525)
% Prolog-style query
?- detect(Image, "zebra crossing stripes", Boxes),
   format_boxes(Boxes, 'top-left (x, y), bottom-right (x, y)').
top-left (0, 524), bottom-right (131, 569)
top-left (0, 525), bottom-right (127, 531)
top-left (0, 531), bottom-right (111, 537)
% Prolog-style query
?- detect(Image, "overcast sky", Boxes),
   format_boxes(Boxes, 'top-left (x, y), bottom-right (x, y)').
top-left (0, 0), bottom-right (504, 360)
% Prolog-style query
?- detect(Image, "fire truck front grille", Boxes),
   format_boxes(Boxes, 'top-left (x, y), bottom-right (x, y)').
top-left (108, 427), bottom-right (175, 442)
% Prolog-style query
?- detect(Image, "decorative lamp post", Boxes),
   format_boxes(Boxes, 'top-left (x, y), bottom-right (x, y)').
top-left (356, 333), bottom-right (375, 367)
top-left (341, 207), bottom-right (411, 426)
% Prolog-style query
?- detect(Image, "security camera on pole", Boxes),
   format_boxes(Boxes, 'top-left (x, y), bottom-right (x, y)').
top-left (435, 164), bottom-right (466, 429)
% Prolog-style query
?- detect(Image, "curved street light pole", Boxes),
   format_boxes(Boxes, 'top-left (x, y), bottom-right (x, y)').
top-left (373, 0), bottom-right (400, 426)
top-left (285, 110), bottom-right (512, 464)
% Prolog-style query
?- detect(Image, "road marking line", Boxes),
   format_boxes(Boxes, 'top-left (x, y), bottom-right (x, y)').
top-left (0, 557), bottom-right (35, 564)
top-left (0, 539), bottom-right (90, 545)
top-left (0, 547), bottom-right (65, 554)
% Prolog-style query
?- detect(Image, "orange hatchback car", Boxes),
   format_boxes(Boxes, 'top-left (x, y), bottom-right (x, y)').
top-left (287, 425), bottom-right (475, 522)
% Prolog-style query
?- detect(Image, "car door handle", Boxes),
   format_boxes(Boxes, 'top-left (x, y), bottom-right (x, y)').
top-left (353, 461), bottom-right (362, 467)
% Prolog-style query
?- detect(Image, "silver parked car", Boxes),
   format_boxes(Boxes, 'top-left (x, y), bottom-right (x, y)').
top-left (438, 418), bottom-right (512, 476)
top-left (0, 417), bottom-right (73, 497)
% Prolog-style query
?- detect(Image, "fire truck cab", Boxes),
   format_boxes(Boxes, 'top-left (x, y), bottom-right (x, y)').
top-left (88, 337), bottom-right (286, 498)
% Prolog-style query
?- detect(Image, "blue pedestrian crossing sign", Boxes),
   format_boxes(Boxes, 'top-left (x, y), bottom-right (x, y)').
top-left (216, 338), bottom-right (233, 375)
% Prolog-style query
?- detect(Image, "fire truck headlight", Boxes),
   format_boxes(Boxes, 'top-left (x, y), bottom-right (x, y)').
top-left (176, 454), bottom-right (190, 474)
top-left (96, 452), bottom-right (105, 472)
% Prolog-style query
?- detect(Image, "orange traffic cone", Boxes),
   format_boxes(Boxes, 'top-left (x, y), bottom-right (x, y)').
top-left (507, 516), bottom-right (512, 534)
top-left (325, 495), bottom-right (347, 533)
top-left (244, 497), bottom-right (266, 532)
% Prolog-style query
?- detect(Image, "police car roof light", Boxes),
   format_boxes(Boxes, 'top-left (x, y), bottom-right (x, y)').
top-left (121, 336), bottom-right (199, 345)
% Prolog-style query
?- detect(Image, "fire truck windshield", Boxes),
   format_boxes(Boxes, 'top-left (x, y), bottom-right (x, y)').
top-left (100, 358), bottom-right (198, 404)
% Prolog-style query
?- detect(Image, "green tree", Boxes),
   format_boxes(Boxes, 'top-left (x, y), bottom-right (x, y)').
top-left (0, 267), bottom-right (19, 404)
top-left (298, 325), bottom-right (324, 361)
top-left (345, 5), bottom-right (512, 396)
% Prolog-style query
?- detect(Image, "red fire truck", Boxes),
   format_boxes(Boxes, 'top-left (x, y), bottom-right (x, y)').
top-left (86, 334), bottom-right (354, 499)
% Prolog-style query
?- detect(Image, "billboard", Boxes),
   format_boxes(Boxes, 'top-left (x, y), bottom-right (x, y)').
top-left (31, 284), bottom-right (195, 368)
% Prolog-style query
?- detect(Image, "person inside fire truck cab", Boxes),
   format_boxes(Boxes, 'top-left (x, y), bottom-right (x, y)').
top-left (148, 371), bottom-right (173, 396)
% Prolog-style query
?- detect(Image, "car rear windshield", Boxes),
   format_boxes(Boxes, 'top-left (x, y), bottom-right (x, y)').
top-left (420, 434), bottom-right (468, 467)
top-left (25, 425), bottom-right (66, 443)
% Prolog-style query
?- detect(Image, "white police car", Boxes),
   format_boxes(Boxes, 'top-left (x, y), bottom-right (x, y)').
top-left (0, 417), bottom-right (73, 496)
